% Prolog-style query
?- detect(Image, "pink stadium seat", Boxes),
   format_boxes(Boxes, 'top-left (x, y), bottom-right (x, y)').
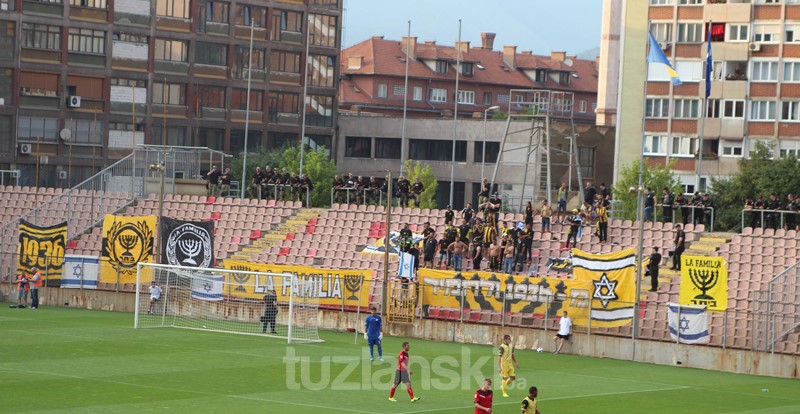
top-left (205, 196), bottom-right (216, 204)
top-left (307, 249), bottom-right (317, 257)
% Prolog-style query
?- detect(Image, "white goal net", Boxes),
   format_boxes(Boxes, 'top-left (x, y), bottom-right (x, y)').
top-left (134, 262), bottom-right (323, 343)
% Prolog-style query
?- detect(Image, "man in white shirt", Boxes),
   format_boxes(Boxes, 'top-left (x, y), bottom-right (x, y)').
top-left (148, 280), bottom-right (162, 315)
top-left (553, 310), bottom-right (572, 354)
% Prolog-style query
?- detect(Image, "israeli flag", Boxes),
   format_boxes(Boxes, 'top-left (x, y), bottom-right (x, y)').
top-left (398, 252), bottom-right (415, 280)
top-left (61, 255), bottom-right (99, 289)
top-left (191, 273), bottom-right (224, 301)
top-left (668, 303), bottom-right (709, 344)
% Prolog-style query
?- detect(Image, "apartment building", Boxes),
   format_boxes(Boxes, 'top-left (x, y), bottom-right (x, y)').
top-left (0, 0), bottom-right (341, 186)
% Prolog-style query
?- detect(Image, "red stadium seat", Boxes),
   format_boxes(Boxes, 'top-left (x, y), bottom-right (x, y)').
top-left (278, 247), bottom-right (290, 256)
top-left (209, 212), bottom-right (221, 221)
top-left (249, 230), bottom-right (261, 240)
top-left (205, 196), bottom-right (216, 204)
top-left (67, 240), bottom-right (78, 249)
top-left (267, 199), bottom-right (276, 207)
top-left (286, 233), bottom-right (295, 240)
top-left (305, 224), bottom-right (316, 234)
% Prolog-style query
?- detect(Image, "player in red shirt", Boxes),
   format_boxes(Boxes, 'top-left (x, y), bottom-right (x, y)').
top-left (388, 341), bottom-right (420, 403)
top-left (474, 377), bottom-right (493, 413)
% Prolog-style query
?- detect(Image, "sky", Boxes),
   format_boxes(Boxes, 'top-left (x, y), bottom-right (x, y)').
top-left (342, 0), bottom-right (603, 58)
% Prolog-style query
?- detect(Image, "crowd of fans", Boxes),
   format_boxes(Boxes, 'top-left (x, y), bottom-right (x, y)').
top-left (245, 165), bottom-right (314, 203)
top-left (744, 193), bottom-right (800, 230)
top-left (332, 174), bottom-right (425, 207)
top-left (647, 188), bottom-right (714, 227)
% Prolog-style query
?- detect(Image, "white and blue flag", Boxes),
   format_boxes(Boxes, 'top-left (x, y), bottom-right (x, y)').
top-left (61, 255), bottom-right (99, 289)
top-left (191, 273), bottom-right (224, 301)
top-left (398, 252), bottom-right (415, 280)
top-left (668, 303), bottom-right (709, 344)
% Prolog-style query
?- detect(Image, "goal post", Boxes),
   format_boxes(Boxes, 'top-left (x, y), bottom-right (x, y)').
top-left (134, 262), bottom-right (323, 343)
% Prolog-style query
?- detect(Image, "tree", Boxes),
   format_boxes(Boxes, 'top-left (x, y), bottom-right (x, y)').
top-left (402, 159), bottom-right (438, 209)
top-left (710, 142), bottom-right (800, 231)
top-left (612, 159), bottom-right (683, 220)
top-left (229, 146), bottom-right (287, 197)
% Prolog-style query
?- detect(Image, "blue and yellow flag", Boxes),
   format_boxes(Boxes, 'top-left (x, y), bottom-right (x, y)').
top-left (647, 32), bottom-right (682, 86)
top-left (571, 248), bottom-right (637, 327)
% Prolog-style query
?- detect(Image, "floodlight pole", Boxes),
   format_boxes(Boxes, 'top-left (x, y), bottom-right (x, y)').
top-left (382, 171), bottom-right (393, 318)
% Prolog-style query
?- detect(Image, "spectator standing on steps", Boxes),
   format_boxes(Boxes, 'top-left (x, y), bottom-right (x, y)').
top-left (397, 176), bottom-right (411, 207)
top-left (556, 182), bottom-right (568, 224)
top-left (584, 181), bottom-right (597, 206)
top-left (218, 167), bottom-right (231, 197)
top-left (644, 188), bottom-right (655, 222)
top-left (661, 187), bottom-right (675, 224)
top-left (647, 247), bottom-right (662, 292)
top-left (411, 177), bottom-right (424, 208)
top-left (203, 166), bottom-right (221, 197)
top-left (672, 224), bottom-right (686, 270)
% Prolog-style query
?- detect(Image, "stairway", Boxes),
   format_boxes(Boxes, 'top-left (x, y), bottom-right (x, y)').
top-left (228, 208), bottom-right (325, 263)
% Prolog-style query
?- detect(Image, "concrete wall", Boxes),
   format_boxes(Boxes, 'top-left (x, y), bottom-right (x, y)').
top-left (4, 284), bottom-right (797, 379)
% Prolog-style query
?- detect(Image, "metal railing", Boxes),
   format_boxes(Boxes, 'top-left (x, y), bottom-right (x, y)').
top-left (752, 260), bottom-right (800, 353)
top-left (653, 204), bottom-right (714, 232)
top-left (330, 188), bottom-right (386, 206)
top-left (247, 184), bottom-right (312, 207)
top-left (740, 208), bottom-right (800, 231)
top-left (0, 169), bottom-right (20, 186)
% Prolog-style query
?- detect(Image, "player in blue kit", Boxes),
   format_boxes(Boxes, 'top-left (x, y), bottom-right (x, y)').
top-left (364, 306), bottom-right (384, 362)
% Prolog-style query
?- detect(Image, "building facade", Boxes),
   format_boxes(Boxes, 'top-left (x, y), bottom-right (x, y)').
top-left (338, 33), bottom-right (609, 209)
top-left (0, 0), bottom-right (341, 186)
top-left (604, 0), bottom-right (800, 192)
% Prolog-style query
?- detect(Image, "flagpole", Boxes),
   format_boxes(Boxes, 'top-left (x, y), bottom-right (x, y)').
top-left (399, 20), bottom-right (411, 175)
top-left (632, 25), bottom-right (655, 360)
top-left (449, 19), bottom-right (461, 208)
top-left (696, 21), bottom-right (712, 193)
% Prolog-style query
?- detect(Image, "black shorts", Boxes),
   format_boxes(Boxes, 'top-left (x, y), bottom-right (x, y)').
top-left (556, 333), bottom-right (571, 340)
top-left (393, 369), bottom-right (410, 385)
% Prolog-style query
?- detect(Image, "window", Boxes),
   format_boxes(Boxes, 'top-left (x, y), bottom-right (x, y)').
top-left (782, 101), bottom-right (800, 121)
top-left (430, 88), bottom-right (447, 102)
top-left (413, 87), bottom-right (423, 101)
top-left (156, 0), bottom-right (190, 19)
top-left (644, 135), bottom-right (668, 155)
top-left (753, 24), bottom-right (780, 43)
top-left (679, 0), bottom-right (701, 4)
top-left (268, 92), bottom-right (299, 118)
top-left (728, 24), bottom-right (748, 42)
top-left (649, 0), bottom-right (671, 4)
top-left (270, 50), bottom-right (301, 73)
top-left (205, 1), bottom-right (229, 23)
top-left (483, 92), bottom-right (492, 105)
top-left (345, 136), bottom-right (371, 158)
top-left (19, 72), bottom-right (58, 97)
top-left (707, 99), bottom-right (721, 118)
top-left (70, 0), bottom-right (106, 8)
top-left (197, 85), bottom-right (225, 108)
top-left (108, 121), bottom-right (144, 132)
top-left (645, 97), bottom-right (670, 118)
top-left (308, 55), bottom-right (335, 87)
top-left (195, 42), bottom-right (227, 66)
top-left (673, 98), bottom-right (699, 118)
top-left (152, 82), bottom-right (186, 105)
top-left (309, 14), bottom-right (337, 48)
top-left (784, 61), bottom-right (800, 82)
top-left (377, 84), bottom-right (387, 98)
top-left (460, 62), bottom-right (473, 76)
top-left (578, 147), bottom-right (596, 179)
top-left (473, 142), bottom-right (499, 163)
top-left (707, 22), bottom-right (725, 42)
top-left (392, 85), bottom-right (406, 96)
top-left (152, 126), bottom-right (186, 146)
top-left (672, 136), bottom-right (698, 156)
top-left (22, 24), bottom-right (61, 50)
top-left (70, 119), bottom-right (104, 144)
top-left (110, 78), bottom-right (146, 87)
top-left (113, 33), bottom-right (148, 44)
top-left (231, 88), bottom-right (262, 111)
top-left (721, 140), bottom-right (743, 157)
top-left (579, 100), bottom-right (588, 113)
top-left (750, 100), bottom-right (777, 121)
top-left (272, 9), bottom-right (303, 40)
top-left (310, 0), bottom-right (338, 8)
top-left (650, 22), bottom-right (672, 42)
top-left (409, 139), bottom-right (467, 162)
top-left (786, 24), bottom-right (800, 43)
top-left (723, 100), bottom-right (745, 118)
top-left (154, 39), bottom-right (188, 62)
top-left (751, 60), bottom-right (778, 82)
top-left (457, 90), bottom-right (475, 104)
top-left (375, 138), bottom-right (401, 159)
top-left (235, 5), bottom-right (266, 27)
top-left (197, 128), bottom-right (224, 151)
top-left (779, 140), bottom-right (800, 158)
top-left (558, 72), bottom-right (571, 86)
top-left (233, 47), bottom-right (266, 78)
top-left (68, 28), bottom-right (105, 54)
top-left (677, 23), bottom-right (702, 43)
top-left (554, 97), bottom-right (573, 113)
top-left (17, 117), bottom-right (59, 142)
top-left (434, 60), bottom-right (448, 74)
top-left (305, 94), bottom-right (333, 127)
top-left (497, 94), bottom-right (510, 103)
top-left (675, 60), bottom-right (703, 81)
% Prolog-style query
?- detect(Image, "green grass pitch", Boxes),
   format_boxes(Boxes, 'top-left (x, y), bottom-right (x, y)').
top-left (1, 306), bottom-right (799, 413)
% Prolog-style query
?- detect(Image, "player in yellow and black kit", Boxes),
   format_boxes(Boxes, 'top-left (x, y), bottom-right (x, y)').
top-left (498, 334), bottom-right (520, 397)
top-left (521, 386), bottom-right (540, 414)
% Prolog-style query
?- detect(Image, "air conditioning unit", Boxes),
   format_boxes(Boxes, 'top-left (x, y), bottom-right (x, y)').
top-left (658, 42), bottom-right (670, 50)
top-left (58, 170), bottom-right (68, 180)
top-left (67, 95), bottom-right (82, 108)
top-left (749, 42), bottom-right (762, 52)
top-left (18, 143), bottom-right (32, 154)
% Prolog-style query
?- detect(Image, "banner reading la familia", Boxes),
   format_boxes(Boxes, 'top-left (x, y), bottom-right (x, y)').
top-left (570, 247), bottom-right (638, 327)
top-left (679, 255), bottom-right (728, 311)
top-left (160, 217), bottom-right (215, 269)
top-left (18, 219), bottom-right (67, 286)
top-left (221, 260), bottom-right (372, 308)
top-left (419, 268), bottom-right (593, 326)
top-left (100, 214), bottom-right (157, 284)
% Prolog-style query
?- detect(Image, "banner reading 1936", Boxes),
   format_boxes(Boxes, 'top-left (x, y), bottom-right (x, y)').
top-left (18, 219), bottom-right (68, 285)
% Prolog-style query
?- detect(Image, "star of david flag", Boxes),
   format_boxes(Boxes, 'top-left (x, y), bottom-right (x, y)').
top-left (61, 255), bottom-right (99, 289)
top-left (398, 252), bottom-right (415, 280)
top-left (668, 303), bottom-right (709, 344)
top-left (571, 247), bottom-right (637, 327)
top-left (191, 272), bottom-right (224, 301)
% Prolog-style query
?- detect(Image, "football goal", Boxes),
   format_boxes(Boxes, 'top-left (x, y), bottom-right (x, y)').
top-left (134, 262), bottom-right (323, 343)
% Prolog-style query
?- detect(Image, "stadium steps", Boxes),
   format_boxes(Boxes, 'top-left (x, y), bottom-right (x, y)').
top-left (228, 208), bottom-right (324, 263)
top-left (684, 232), bottom-right (734, 257)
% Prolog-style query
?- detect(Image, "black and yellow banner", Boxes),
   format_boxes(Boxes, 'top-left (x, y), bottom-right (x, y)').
top-left (419, 268), bottom-right (593, 326)
top-left (18, 220), bottom-right (67, 285)
top-left (680, 255), bottom-right (728, 311)
top-left (221, 260), bottom-right (372, 308)
top-left (100, 214), bottom-right (157, 284)
top-left (571, 248), bottom-right (637, 328)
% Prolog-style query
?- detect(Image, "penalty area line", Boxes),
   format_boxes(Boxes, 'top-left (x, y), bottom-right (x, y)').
top-left (396, 385), bottom-right (690, 414)
top-left (228, 395), bottom-right (380, 414)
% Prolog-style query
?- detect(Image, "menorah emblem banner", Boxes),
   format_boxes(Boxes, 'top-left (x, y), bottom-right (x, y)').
top-left (100, 214), bottom-right (156, 284)
top-left (679, 255), bottom-right (728, 312)
top-left (160, 217), bottom-right (214, 269)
